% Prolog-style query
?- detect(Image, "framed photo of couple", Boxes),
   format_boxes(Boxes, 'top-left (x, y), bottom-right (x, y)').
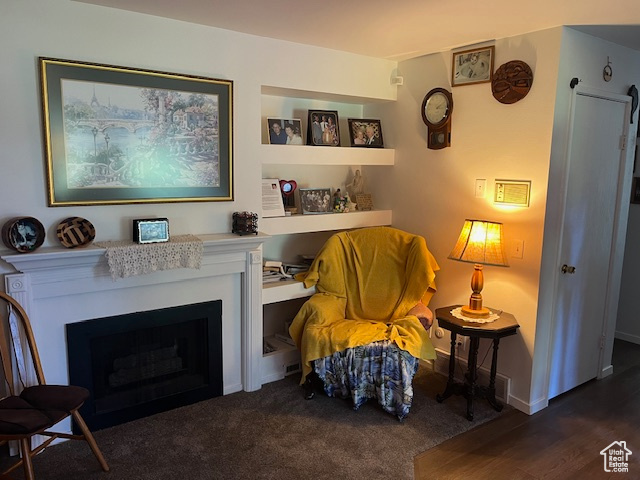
top-left (347, 119), bottom-right (384, 147)
top-left (267, 118), bottom-right (303, 145)
top-left (307, 110), bottom-right (340, 146)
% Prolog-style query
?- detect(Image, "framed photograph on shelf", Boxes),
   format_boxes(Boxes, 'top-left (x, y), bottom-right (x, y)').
top-left (451, 45), bottom-right (495, 87)
top-left (39, 57), bottom-right (233, 206)
top-left (300, 188), bottom-right (333, 214)
top-left (307, 110), bottom-right (340, 146)
top-left (347, 119), bottom-right (384, 147)
top-left (267, 118), bottom-right (303, 145)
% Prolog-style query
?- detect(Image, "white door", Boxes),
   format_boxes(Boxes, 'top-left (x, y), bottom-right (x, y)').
top-left (548, 90), bottom-right (631, 399)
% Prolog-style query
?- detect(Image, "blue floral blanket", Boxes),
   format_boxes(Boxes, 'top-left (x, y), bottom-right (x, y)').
top-left (313, 340), bottom-right (420, 420)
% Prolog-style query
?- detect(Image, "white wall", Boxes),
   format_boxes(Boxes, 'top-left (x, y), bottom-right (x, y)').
top-left (0, 0), bottom-right (396, 268)
top-left (373, 28), bottom-right (563, 411)
top-left (531, 27), bottom-right (640, 409)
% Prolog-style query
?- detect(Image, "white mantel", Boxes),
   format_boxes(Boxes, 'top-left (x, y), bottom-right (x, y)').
top-left (1, 233), bottom-right (269, 396)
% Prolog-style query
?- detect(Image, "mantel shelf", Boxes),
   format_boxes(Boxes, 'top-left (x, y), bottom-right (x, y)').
top-left (260, 144), bottom-right (394, 166)
top-left (0, 233), bottom-right (270, 276)
top-left (260, 210), bottom-right (392, 235)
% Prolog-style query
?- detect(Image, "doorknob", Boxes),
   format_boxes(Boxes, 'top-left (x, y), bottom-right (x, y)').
top-left (561, 264), bottom-right (576, 274)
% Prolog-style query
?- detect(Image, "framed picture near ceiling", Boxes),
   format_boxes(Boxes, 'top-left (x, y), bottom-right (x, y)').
top-left (451, 45), bottom-right (495, 87)
top-left (39, 57), bottom-right (233, 206)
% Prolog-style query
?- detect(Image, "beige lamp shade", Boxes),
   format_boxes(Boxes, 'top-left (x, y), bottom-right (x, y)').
top-left (449, 219), bottom-right (508, 318)
top-left (448, 219), bottom-right (508, 267)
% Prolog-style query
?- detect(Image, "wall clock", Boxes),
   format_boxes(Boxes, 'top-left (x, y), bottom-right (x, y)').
top-left (421, 88), bottom-right (453, 149)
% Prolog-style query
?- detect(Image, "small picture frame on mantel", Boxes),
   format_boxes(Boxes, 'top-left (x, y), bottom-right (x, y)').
top-left (133, 218), bottom-right (170, 244)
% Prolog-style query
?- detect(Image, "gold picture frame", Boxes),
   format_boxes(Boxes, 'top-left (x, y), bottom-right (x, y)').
top-left (40, 57), bottom-right (233, 206)
top-left (452, 46), bottom-right (495, 87)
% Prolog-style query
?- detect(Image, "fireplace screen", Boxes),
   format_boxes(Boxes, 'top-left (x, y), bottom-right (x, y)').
top-left (67, 300), bottom-right (222, 431)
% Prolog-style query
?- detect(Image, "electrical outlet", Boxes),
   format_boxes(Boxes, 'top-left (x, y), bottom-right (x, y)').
top-left (457, 337), bottom-right (468, 352)
top-left (512, 239), bottom-right (524, 259)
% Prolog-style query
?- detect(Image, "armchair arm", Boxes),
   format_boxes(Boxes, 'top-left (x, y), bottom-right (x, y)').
top-left (407, 301), bottom-right (433, 330)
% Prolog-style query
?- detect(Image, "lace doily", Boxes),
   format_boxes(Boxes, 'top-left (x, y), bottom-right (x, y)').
top-left (95, 234), bottom-right (203, 280)
top-left (450, 306), bottom-right (500, 324)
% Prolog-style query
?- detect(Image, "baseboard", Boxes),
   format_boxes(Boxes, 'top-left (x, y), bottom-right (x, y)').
top-left (600, 364), bottom-right (614, 378)
top-left (615, 331), bottom-right (640, 345)
top-left (511, 395), bottom-right (546, 415)
top-left (224, 382), bottom-right (243, 395)
top-left (432, 348), bottom-right (510, 404)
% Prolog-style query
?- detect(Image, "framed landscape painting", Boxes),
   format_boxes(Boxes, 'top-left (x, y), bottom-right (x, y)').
top-left (39, 57), bottom-right (233, 206)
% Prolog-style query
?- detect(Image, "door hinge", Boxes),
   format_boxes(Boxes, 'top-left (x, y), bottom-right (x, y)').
top-left (600, 334), bottom-right (606, 349)
top-left (620, 134), bottom-right (627, 150)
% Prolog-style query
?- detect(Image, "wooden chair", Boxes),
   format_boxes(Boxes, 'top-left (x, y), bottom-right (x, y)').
top-left (0, 292), bottom-right (109, 479)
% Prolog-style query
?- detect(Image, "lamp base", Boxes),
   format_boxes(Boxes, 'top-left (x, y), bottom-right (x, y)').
top-left (461, 305), bottom-right (491, 318)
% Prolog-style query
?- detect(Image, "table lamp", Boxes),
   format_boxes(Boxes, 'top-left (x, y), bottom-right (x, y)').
top-left (448, 219), bottom-right (509, 318)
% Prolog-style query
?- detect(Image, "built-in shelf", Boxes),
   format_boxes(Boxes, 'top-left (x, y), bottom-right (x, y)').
top-left (259, 83), bottom-right (396, 385)
top-left (262, 279), bottom-right (315, 305)
top-left (263, 334), bottom-right (297, 357)
top-left (261, 144), bottom-right (394, 165)
top-left (260, 210), bottom-right (392, 235)
top-left (261, 334), bottom-right (301, 384)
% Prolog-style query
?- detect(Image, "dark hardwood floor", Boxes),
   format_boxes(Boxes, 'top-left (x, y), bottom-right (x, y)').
top-left (415, 339), bottom-right (640, 479)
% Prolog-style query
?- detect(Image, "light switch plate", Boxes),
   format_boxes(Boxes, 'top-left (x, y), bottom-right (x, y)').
top-left (475, 179), bottom-right (487, 198)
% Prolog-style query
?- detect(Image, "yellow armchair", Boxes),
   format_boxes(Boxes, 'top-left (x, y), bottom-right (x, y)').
top-left (289, 226), bottom-right (439, 417)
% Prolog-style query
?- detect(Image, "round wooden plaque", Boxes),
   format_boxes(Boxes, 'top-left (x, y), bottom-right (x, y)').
top-left (491, 60), bottom-right (533, 104)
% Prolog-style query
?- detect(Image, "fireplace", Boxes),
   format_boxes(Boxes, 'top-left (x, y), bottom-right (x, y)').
top-left (67, 300), bottom-right (223, 431)
top-left (1, 233), bottom-right (266, 439)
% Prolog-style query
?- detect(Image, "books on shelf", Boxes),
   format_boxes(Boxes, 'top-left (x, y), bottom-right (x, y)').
top-left (274, 332), bottom-right (296, 346)
top-left (262, 271), bottom-right (289, 284)
top-left (263, 260), bottom-right (290, 284)
top-left (262, 260), bottom-right (309, 284)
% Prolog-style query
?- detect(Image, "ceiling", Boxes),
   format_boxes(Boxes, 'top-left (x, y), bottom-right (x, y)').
top-left (76, 0), bottom-right (640, 61)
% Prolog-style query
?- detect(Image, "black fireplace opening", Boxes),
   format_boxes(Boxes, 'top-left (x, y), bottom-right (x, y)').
top-left (66, 300), bottom-right (223, 431)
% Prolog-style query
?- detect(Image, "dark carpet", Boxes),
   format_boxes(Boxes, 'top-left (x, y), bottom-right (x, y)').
top-left (5, 367), bottom-right (505, 480)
